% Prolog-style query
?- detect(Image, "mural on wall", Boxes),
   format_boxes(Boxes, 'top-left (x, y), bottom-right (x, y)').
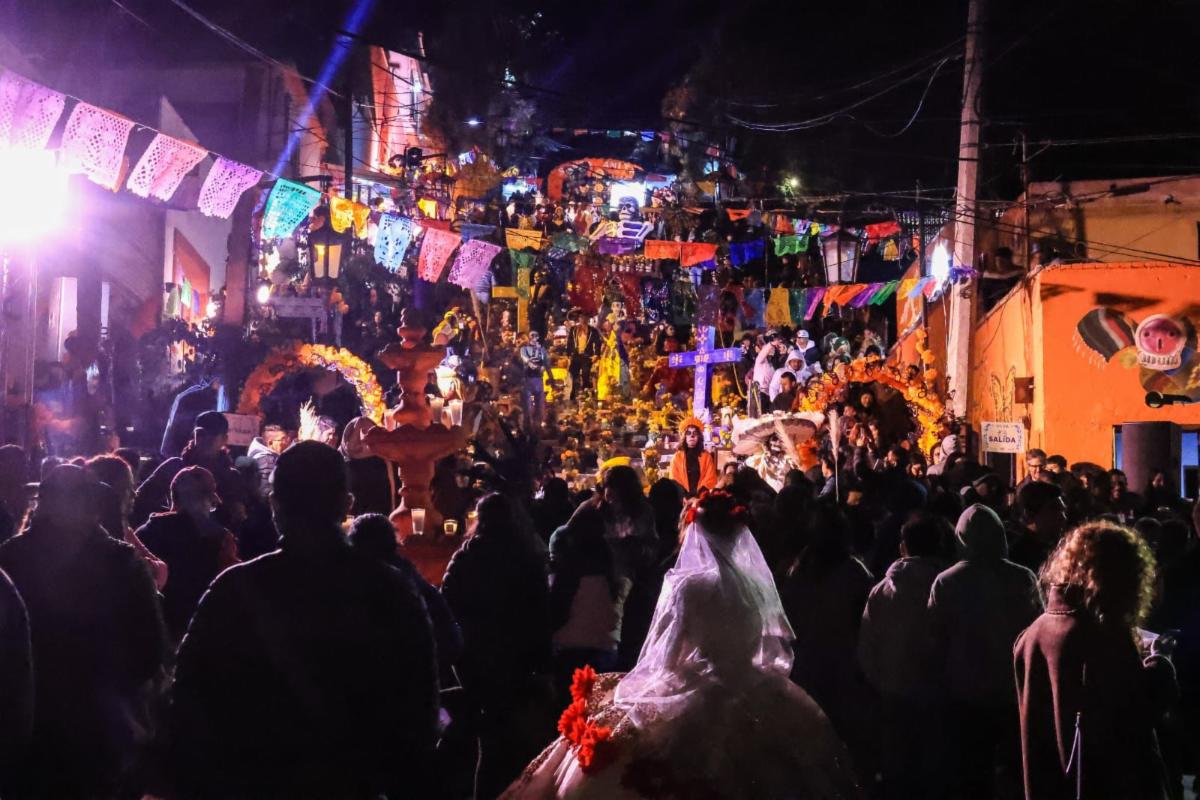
top-left (988, 366), bottom-right (1016, 421)
top-left (1076, 307), bottom-right (1200, 404)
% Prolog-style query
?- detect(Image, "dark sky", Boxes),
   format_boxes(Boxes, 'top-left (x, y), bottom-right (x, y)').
top-left (4, 0), bottom-right (1197, 202)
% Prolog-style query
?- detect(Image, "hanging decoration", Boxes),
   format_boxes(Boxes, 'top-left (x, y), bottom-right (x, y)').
top-left (261, 179), bottom-right (321, 240)
top-left (765, 287), bottom-right (791, 326)
top-left (773, 234), bottom-right (806, 256)
top-left (788, 289), bottom-right (808, 323)
top-left (742, 288), bottom-right (765, 328)
top-left (505, 227), bottom-right (544, 251)
top-left (448, 239), bottom-right (501, 289)
top-left (729, 239), bottom-right (766, 267)
top-left (126, 133), bottom-right (208, 201)
top-left (60, 102), bottom-right (136, 190)
top-left (804, 287), bottom-right (827, 320)
top-left (459, 223), bottom-right (497, 241)
top-left (0, 71), bottom-right (66, 151)
top-left (328, 196), bottom-right (370, 237)
top-left (679, 242), bottom-right (717, 268)
top-left (374, 214), bottom-right (415, 270)
top-left (197, 156), bottom-right (262, 219)
top-left (417, 227), bottom-right (460, 282)
top-left (644, 240), bottom-right (683, 261)
top-left (509, 249), bottom-right (538, 270)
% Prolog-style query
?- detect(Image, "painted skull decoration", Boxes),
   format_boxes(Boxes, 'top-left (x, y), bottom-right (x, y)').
top-left (1135, 314), bottom-right (1186, 369)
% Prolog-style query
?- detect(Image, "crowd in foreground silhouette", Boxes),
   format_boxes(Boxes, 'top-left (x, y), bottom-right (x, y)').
top-left (0, 426), bottom-right (1196, 799)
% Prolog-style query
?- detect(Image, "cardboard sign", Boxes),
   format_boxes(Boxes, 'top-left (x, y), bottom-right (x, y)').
top-left (981, 421), bottom-right (1025, 454)
top-left (223, 413), bottom-right (261, 448)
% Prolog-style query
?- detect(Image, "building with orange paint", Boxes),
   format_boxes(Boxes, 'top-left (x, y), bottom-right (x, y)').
top-left (966, 261), bottom-right (1200, 492)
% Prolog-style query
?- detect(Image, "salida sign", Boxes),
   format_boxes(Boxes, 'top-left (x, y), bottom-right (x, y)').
top-left (981, 421), bottom-right (1025, 454)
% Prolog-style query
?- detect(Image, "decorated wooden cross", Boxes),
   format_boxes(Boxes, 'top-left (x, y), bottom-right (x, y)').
top-left (668, 326), bottom-right (740, 415)
top-left (491, 267), bottom-right (531, 331)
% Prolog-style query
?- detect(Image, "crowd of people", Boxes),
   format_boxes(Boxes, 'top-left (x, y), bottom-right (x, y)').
top-left (0, 383), bottom-right (1197, 798)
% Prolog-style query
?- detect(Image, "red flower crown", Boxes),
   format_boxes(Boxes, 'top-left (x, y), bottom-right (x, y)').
top-left (683, 488), bottom-right (749, 527)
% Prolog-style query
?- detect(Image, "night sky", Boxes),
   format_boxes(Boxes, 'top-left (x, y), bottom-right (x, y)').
top-left (4, 0), bottom-right (1197, 201)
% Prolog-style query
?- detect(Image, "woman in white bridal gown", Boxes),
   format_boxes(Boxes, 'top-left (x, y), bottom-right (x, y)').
top-left (503, 491), bottom-right (860, 800)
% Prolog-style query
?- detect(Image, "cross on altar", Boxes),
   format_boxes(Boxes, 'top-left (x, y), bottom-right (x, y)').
top-left (668, 326), bottom-right (740, 415)
top-left (491, 267), bottom-right (531, 331)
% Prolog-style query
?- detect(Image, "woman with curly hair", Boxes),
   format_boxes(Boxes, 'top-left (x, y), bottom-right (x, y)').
top-left (1014, 521), bottom-right (1178, 800)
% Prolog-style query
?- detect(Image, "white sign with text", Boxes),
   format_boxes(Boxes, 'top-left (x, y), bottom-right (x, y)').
top-left (981, 421), bottom-right (1025, 454)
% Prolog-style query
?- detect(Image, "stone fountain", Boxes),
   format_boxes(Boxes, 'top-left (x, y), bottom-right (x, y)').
top-left (363, 310), bottom-right (467, 585)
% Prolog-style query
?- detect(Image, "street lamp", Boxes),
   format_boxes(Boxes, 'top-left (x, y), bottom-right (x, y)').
top-left (821, 228), bottom-right (862, 284)
top-left (308, 218), bottom-right (345, 281)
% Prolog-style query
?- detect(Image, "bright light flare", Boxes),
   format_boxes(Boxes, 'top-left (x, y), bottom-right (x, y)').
top-left (931, 242), bottom-right (952, 285)
top-left (0, 148), bottom-right (68, 244)
top-left (205, 299), bottom-right (219, 319)
top-left (256, 283), bottom-right (271, 305)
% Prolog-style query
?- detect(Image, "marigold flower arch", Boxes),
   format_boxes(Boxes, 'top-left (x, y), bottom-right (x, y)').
top-left (237, 341), bottom-right (386, 424)
top-left (797, 331), bottom-right (947, 458)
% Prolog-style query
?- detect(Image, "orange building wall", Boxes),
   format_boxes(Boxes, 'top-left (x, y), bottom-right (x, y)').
top-left (971, 262), bottom-right (1200, 469)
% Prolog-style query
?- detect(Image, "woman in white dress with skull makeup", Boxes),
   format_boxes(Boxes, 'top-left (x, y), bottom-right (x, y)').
top-left (503, 491), bottom-right (860, 800)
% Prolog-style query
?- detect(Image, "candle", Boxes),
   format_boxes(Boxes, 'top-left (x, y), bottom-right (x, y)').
top-left (448, 399), bottom-right (463, 427)
top-left (410, 507), bottom-right (425, 536)
top-left (428, 396), bottom-right (445, 426)
top-left (443, 519), bottom-right (459, 537)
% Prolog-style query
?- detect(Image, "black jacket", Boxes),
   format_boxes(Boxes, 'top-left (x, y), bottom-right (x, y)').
top-left (0, 523), bottom-right (168, 796)
top-left (169, 534), bottom-right (438, 799)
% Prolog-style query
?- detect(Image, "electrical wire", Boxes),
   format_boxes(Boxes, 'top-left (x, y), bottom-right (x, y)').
top-left (727, 55), bottom-right (963, 132)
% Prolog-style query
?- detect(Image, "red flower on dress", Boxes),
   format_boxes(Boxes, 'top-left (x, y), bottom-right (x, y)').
top-left (557, 666), bottom-right (617, 773)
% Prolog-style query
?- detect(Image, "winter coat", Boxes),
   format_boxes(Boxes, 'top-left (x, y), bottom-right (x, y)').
top-left (0, 523), bottom-right (168, 796)
top-left (246, 437), bottom-right (278, 499)
top-left (858, 556), bottom-right (944, 700)
top-left (132, 446), bottom-right (244, 528)
top-left (440, 528), bottom-right (551, 699)
top-left (1015, 585), bottom-right (1176, 800)
top-left (928, 504), bottom-right (1043, 705)
top-left (548, 510), bottom-right (631, 654)
top-left (170, 534), bottom-right (438, 799)
top-left (135, 511), bottom-right (238, 640)
top-left (0, 566), bottom-right (32, 781)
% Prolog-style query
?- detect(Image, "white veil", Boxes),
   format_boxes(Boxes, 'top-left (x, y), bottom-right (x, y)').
top-left (614, 521), bottom-right (794, 728)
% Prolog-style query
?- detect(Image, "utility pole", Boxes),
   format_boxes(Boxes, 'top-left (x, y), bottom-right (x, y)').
top-left (946, 0), bottom-right (985, 420)
top-left (344, 64), bottom-right (355, 200)
top-left (1019, 130), bottom-right (1031, 271)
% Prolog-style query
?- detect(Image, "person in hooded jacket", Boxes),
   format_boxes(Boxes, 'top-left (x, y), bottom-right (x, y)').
top-left (859, 513), bottom-right (947, 798)
top-left (928, 503), bottom-right (1044, 799)
top-left (768, 349), bottom-right (806, 400)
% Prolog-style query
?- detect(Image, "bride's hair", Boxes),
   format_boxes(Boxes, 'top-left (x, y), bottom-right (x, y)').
top-left (684, 489), bottom-right (749, 539)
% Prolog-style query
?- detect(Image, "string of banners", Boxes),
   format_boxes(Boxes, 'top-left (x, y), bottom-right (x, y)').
top-left (0, 69), bottom-right (267, 220)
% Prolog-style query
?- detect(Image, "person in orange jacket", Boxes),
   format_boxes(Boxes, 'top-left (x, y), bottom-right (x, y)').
top-left (669, 417), bottom-right (718, 497)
